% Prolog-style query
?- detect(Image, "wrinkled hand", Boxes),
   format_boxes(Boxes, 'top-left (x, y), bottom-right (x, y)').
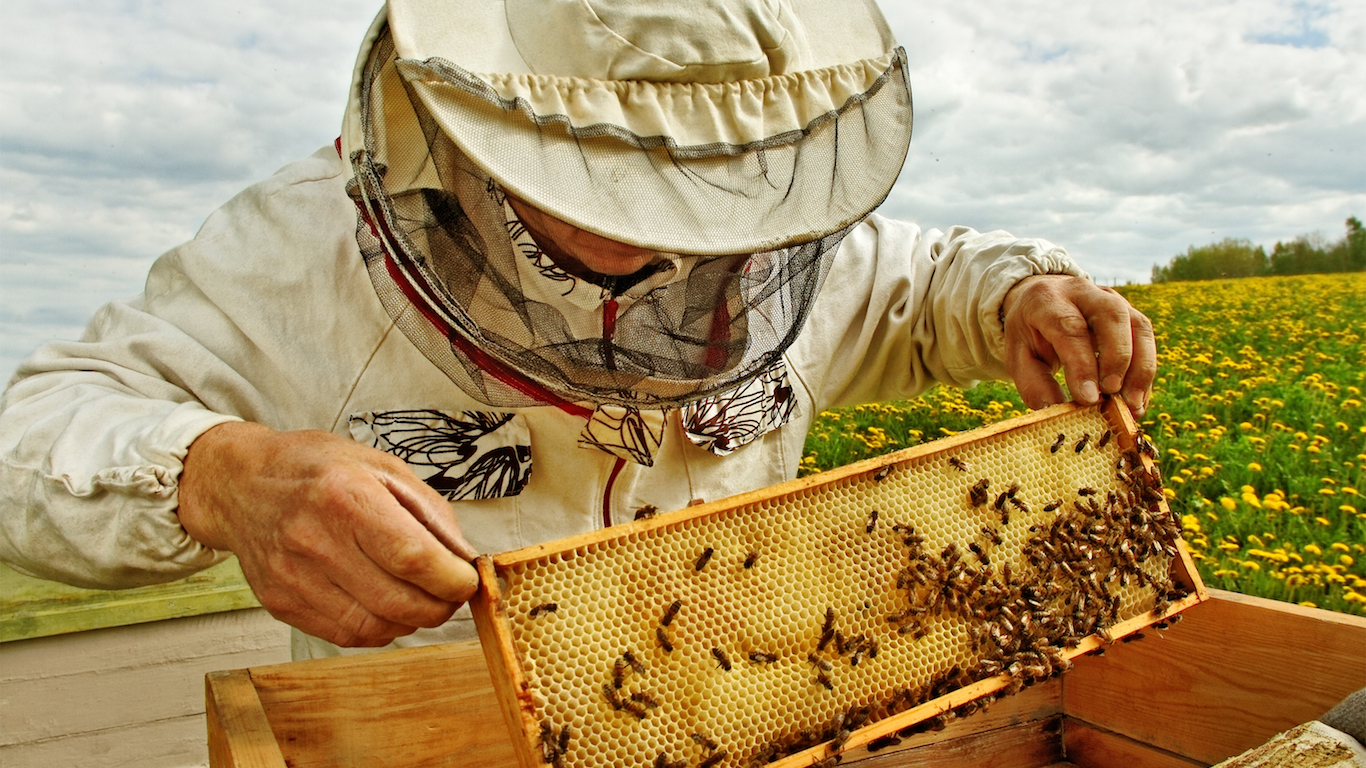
top-left (178, 422), bottom-right (480, 647)
top-left (1002, 275), bottom-right (1156, 417)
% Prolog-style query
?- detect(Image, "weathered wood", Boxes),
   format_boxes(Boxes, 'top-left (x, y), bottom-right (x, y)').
top-left (1063, 718), bottom-right (1203, 768)
top-left (841, 679), bottom-right (1063, 763)
top-left (205, 669), bottom-right (286, 768)
top-left (843, 717), bottom-right (1065, 768)
top-left (1063, 589), bottom-right (1366, 766)
top-left (470, 555), bottom-right (543, 768)
top-left (243, 641), bottom-right (516, 768)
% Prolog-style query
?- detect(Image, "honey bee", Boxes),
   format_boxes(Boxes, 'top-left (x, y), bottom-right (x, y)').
top-left (661, 600), bottom-right (681, 626)
top-left (698, 750), bottom-right (729, 768)
top-left (807, 653), bottom-right (833, 671)
top-left (622, 650), bottom-right (646, 675)
top-left (748, 651), bottom-right (779, 664)
top-left (690, 734), bottom-right (720, 752)
top-left (969, 478), bottom-right (990, 507)
top-left (656, 627), bottom-right (674, 653)
top-left (612, 657), bottom-right (628, 688)
top-left (867, 734), bottom-right (903, 752)
top-left (815, 670), bottom-right (834, 690)
top-left (539, 719), bottom-right (560, 763)
top-left (1097, 429), bottom-right (1113, 449)
top-left (1074, 433), bottom-right (1091, 452)
top-left (873, 465), bottom-right (893, 483)
top-left (866, 508), bottom-right (880, 533)
top-left (968, 542), bottom-right (990, 565)
top-left (711, 647), bottom-right (733, 671)
top-left (629, 691), bottom-right (660, 709)
top-left (603, 683), bottom-right (624, 710)
top-left (695, 547), bottom-right (715, 571)
top-left (653, 754), bottom-right (685, 768)
top-left (1077, 487), bottom-right (1097, 496)
top-left (948, 456), bottom-right (970, 472)
top-left (1051, 433), bottom-right (1067, 453)
top-left (1121, 632), bottom-right (1146, 643)
top-left (529, 602), bottom-right (558, 618)
top-left (1010, 495), bottom-right (1031, 514)
top-left (981, 525), bottom-right (1003, 546)
top-left (743, 550), bottom-right (758, 569)
top-left (633, 504), bottom-right (659, 521)
top-left (1137, 434), bottom-right (1159, 459)
top-left (994, 491), bottom-right (1010, 511)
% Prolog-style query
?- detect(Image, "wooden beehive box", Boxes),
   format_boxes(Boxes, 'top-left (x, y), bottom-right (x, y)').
top-left (470, 400), bottom-right (1208, 768)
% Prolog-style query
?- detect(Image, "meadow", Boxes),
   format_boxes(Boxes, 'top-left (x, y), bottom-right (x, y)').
top-left (800, 272), bottom-right (1366, 615)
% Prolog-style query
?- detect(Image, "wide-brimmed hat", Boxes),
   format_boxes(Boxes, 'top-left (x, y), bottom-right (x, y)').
top-left (341, 0), bottom-right (912, 255)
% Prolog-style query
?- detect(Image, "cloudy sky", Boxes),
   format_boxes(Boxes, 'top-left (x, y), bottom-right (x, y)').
top-left (2, 0), bottom-right (1363, 379)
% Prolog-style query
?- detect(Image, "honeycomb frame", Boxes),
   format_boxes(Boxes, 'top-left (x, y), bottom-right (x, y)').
top-left (471, 399), bottom-right (1207, 768)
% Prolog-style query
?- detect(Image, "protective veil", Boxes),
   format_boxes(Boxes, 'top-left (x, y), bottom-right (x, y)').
top-left (341, 1), bottom-right (913, 412)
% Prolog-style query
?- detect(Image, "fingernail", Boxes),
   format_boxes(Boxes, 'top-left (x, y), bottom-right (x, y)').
top-left (1102, 375), bottom-right (1123, 394)
top-left (1078, 380), bottom-right (1100, 403)
top-left (1124, 389), bottom-right (1146, 416)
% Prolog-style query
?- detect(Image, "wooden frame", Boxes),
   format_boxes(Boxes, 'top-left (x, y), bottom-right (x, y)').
top-left (468, 400), bottom-right (1206, 768)
top-left (205, 591), bottom-right (1365, 768)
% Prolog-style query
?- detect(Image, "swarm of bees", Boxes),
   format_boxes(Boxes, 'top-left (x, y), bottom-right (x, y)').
top-left (508, 413), bottom-right (1189, 768)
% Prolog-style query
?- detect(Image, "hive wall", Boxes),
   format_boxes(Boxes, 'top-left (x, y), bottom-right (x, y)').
top-left (474, 400), bottom-right (1204, 768)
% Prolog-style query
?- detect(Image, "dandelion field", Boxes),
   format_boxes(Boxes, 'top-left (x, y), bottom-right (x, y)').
top-left (800, 272), bottom-right (1366, 615)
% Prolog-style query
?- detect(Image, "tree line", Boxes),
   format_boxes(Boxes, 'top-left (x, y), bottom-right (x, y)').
top-left (1151, 217), bottom-right (1365, 283)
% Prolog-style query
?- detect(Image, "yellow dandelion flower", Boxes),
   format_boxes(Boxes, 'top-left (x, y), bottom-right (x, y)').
top-left (1341, 555), bottom-right (1355, 567)
top-left (1298, 601), bottom-right (1318, 609)
top-left (1247, 462), bottom-right (1262, 472)
top-left (1315, 516), bottom-right (1332, 526)
top-left (1220, 497), bottom-right (1238, 511)
top-left (1305, 543), bottom-right (1323, 556)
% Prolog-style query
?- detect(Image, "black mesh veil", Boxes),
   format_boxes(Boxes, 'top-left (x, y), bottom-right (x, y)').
top-left (346, 27), bottom-right (911, 410)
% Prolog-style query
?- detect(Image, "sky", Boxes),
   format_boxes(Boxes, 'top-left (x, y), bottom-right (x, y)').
top-left (2, 0), bottom-right (1364, 380)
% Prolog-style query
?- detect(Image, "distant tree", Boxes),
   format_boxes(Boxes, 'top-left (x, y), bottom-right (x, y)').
top-left (1152, 216), bottom-right (1363, 283)
top-left (1151, 238), bottom-right (1268, 283)
top-left (1339, 216), bottom-right (1365, 271)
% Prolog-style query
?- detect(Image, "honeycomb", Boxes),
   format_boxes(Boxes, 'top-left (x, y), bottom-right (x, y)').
top-left (475, 401), bottom-right (1200, 768)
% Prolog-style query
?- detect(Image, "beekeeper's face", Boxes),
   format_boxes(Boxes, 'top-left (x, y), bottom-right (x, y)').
top-left (508, 196), bottom-right (662, 280)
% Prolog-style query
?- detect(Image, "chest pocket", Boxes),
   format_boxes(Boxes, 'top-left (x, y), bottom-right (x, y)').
top-left (349, 410), bottom-right (532, 500)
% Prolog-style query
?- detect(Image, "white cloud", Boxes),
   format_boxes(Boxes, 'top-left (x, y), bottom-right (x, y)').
top-left (1, 0), bottom-right (1364, 378)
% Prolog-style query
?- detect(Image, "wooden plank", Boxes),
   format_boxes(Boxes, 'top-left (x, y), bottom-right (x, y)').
top-left (1063, 590), bottom-right (1366, 766)
top-left (1, 559), bottom-right (260, 642)
top-left (242, 641), bottom-right (517, 768)
top-left (206, 669), bottom-right (287, 768)
top-left (470, 555), bottom-right (543, 768)
top-left (1063, 718), bottom-right (1203, 768)
top-left (838, 679), bottom-right (1062, 764)
top-left (841, 717), bottom-right (1065, 768)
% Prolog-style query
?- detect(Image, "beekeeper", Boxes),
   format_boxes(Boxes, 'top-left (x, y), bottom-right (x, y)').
top-left (0, 0), bottom-right (1155, 658)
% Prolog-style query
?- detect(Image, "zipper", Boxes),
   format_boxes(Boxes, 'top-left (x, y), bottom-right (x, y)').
top-left (603, 457), bottom-right (627, 528)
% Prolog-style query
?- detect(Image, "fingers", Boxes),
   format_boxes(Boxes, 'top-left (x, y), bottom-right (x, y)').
top-left (1002, 276), bottom-right (1158, 417)
top-left (183, 426), bottom-right (484, 647)
top-left (1005, 324), bottom-right (1065, 411)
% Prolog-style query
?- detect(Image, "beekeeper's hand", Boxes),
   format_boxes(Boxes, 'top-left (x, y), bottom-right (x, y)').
top-left (177, 421), bottom-right (479, 647)
top-left (1001, 275), bottom-right (1157, 418)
